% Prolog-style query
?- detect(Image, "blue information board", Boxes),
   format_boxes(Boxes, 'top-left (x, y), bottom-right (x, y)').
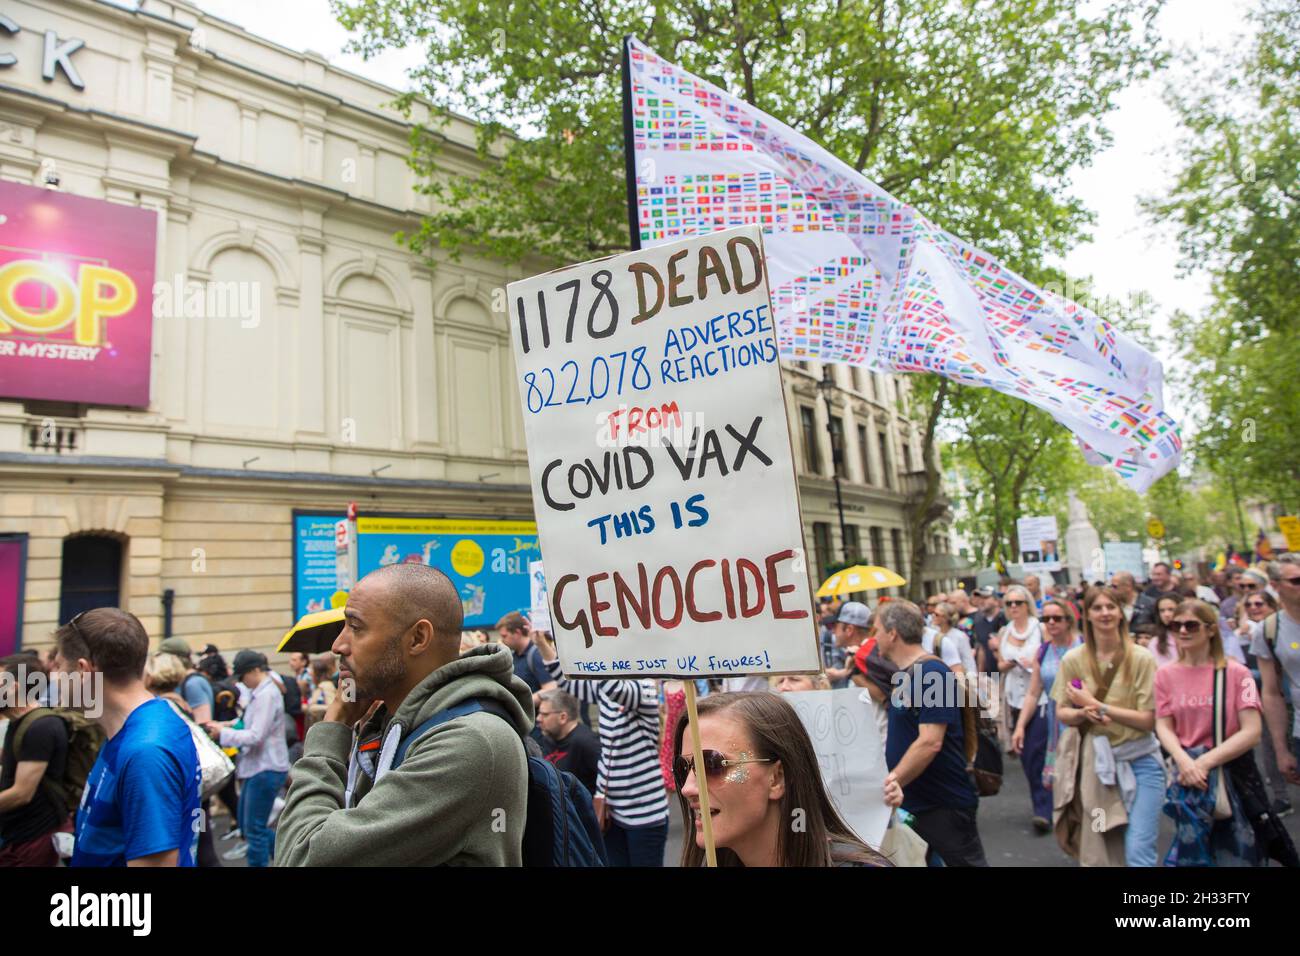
top-left (293, 512), bottom-right (344, 617)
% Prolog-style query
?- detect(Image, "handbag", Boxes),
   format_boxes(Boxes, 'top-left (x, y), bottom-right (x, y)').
top-left (163, 697), bottom-right (236, 800)
top-left (1210, 668), bottom-right (1233, 820)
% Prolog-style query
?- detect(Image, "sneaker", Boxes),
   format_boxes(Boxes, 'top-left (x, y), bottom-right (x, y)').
top-left (220, 827), bottom-right (242, 842)
top-left (221, 843), bottom-right (248, 861)
top-left (1273, 800), bottom-right (1294, 819)
top-left (1031, 816), bottom-right (1051, 833)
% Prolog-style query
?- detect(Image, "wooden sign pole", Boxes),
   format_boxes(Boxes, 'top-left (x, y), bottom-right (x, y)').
top-left (683, 681), bottom-right (718, 868)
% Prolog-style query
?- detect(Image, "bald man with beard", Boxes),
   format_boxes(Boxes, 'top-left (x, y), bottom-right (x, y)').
top-left (276, 563), bottom-right (534, 866)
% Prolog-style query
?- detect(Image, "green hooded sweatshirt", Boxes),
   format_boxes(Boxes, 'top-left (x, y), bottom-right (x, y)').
top-left (276, 643), bottom-right (533, 866)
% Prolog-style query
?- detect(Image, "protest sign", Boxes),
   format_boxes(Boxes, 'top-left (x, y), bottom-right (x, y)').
top-left (508, 225), bottom-right (820, 678)
top-left (529, 560), bottom-right (552, 632)
top-left (1016, 515), bottom-right (1061, 574)
top-left (785, 688), bottom-right (889, 847)
top-left (1103, 542), bottom-right (1146, 581)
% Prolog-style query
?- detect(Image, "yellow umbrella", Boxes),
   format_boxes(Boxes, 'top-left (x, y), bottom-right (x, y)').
top-left (816, 565), bottom-right (906, 597)
top-left (277, 606), bottom-right (346, 654)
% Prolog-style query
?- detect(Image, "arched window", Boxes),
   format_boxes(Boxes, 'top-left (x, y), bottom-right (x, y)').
top-left (58, 536), bottom-right (123, 623)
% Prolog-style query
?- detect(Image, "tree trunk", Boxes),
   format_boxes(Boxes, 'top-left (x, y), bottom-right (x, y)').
top-left (905, 378), bottom-right (949, 602)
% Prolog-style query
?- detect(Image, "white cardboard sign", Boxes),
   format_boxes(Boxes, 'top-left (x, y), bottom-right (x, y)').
top-left (507, 226), bottom-right (819, 678)
top-left (785, 688), bottom-right (890, 847)
top-left (528, 560), bottom-right (552, 633)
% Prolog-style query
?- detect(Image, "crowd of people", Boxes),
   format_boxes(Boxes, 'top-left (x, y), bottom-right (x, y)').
top-left (0, 556), bottom-right (1297, 868)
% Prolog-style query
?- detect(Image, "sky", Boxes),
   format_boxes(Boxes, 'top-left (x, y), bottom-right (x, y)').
top-left (189, 0), bottom-right (1256, 424)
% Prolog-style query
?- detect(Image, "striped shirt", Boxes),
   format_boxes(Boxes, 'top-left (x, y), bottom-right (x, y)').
top-left (544, 659), bottom-right (669, 828)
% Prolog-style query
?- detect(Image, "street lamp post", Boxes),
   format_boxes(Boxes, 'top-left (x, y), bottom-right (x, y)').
top-left (817, 372), bottom-right (850, 562)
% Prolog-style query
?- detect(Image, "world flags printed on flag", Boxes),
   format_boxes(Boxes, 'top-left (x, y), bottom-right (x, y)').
top-left (625, 38), bottom-right (1182, 492)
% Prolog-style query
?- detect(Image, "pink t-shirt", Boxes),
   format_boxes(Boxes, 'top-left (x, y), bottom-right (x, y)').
top-left (1155, 659), bottom-right (1260, 751)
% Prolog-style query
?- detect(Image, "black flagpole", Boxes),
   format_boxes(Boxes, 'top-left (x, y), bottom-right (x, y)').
top-left (621, 35), bottom-right (641, 251)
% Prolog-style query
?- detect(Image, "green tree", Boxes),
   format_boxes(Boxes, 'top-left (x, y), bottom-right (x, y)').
top-left (1146, 0), bottom-right (1300, 510)
top-left (336, 0), bottom-right (1165, 598)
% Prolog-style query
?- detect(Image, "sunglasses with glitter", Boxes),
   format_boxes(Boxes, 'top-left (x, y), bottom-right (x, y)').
top-left (673, 750), bottom-right (772, 790)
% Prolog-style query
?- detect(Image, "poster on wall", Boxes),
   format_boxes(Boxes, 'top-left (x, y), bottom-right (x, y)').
top-left (293, 513), bottom-right (345, 617)
top-left (0, 180), bottom-right (158, 407)
top-left (293, 513), bottom-right (539, 627)
top-left (508, 226), bottom-right (819, 678)
top-left (354, 517), bottom-right (538, 628)
top-left (1016, 515), bottom-right (1062, 575)
top-left (0, 535), bottom-right (26, 656)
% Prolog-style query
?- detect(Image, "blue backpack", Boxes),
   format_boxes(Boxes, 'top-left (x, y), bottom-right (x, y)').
top-left (392, 698), bottom-right (607, 867)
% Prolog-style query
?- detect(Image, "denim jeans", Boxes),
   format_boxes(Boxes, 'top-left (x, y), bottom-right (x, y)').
top-left (604, 818), bottom-right (668, 867)
top-left (1123, 753), bottom-right (1165, 868)
top-left (238, 770), bottom-right (286, 868)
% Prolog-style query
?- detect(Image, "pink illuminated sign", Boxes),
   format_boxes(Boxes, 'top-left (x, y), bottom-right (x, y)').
top-left (0, 181), bottom-right (157, 407)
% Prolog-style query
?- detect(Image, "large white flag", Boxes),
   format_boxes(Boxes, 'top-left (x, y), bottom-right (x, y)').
top-left (624, 38), bottom-right (1181, 492)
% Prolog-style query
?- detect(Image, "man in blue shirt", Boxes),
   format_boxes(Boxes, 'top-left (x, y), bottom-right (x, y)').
top-left (877, 599), bottom-right (987, 867)
top-left (52, 608), bottom-right (200, 867)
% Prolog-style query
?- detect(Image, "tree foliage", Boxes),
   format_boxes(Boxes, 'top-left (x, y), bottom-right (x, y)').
top-left (1145, 0), bottom-right (1300, 511)
top-left (335, 0), bottom-right (1162, 271)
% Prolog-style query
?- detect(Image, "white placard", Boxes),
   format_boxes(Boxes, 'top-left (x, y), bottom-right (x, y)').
top-left (508, 226), bottom-right (819, 678)
top-left (784, 688), bottom-right (890, 847)
top-left (528, 560), bottom-right (552, 633)
top-left (1016, 514), bottom-right (1061, 574)
top-left (1103, 542), bottom-right (1146, 581)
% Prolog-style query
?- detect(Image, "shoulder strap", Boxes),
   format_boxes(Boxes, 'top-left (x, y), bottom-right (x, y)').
top-left (10, 707), bottom-right (58, 754)
top-left (391, 698), bottom-right (517, 770)
top-left (1262, 612), bottom-right (1279, 648)
top-left (1213, 666), bottom-right (1226, 749)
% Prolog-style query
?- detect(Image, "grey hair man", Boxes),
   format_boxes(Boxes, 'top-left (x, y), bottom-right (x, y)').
top-left (877, 599), bottom-right (987, 866)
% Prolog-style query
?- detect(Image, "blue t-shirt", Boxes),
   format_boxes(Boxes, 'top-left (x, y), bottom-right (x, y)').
top-left (72, 698), bottom-right (201, 867)
top-left (180, 672), bottom-right (215, 715)
top-left (885, 658), bottom-right (978, 813)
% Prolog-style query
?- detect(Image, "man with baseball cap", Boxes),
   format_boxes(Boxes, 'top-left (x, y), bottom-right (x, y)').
top-left (204, 650), bottom-right (289, 867)
top-left (836, 602), bottom-right (895, 739)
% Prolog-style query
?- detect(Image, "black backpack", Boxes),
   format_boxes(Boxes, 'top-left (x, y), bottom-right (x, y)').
top-left (210, 676), bottom-right (241, 722)
top-left (277, 672), bottom-right (303, 718)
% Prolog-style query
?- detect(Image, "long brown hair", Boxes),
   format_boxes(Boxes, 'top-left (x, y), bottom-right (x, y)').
top-left (1153, 592), bottom-right (1181, 658)
top-left (1081, 586), bottom-right (1132, 686)
top-left (672, 691), bottom-right (886, 867)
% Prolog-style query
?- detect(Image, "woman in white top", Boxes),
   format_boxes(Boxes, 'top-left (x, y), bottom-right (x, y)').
top-left (930, 603), bottom-right (975, 675)
top-left (995, 584), bottom-right (1043, 717)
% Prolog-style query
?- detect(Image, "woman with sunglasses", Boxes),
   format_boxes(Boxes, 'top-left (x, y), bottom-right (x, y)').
top-left (672, 691), bottom-right (887, 866)
top-left (994, 585), bottom-right (1042, 751)
top-left (1155, 599), bottom-right (1263, 865)
top-left (1011, 598), bottom-right (1082, 832)
top-left (1052, 586), bottom-right (1162, 866)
